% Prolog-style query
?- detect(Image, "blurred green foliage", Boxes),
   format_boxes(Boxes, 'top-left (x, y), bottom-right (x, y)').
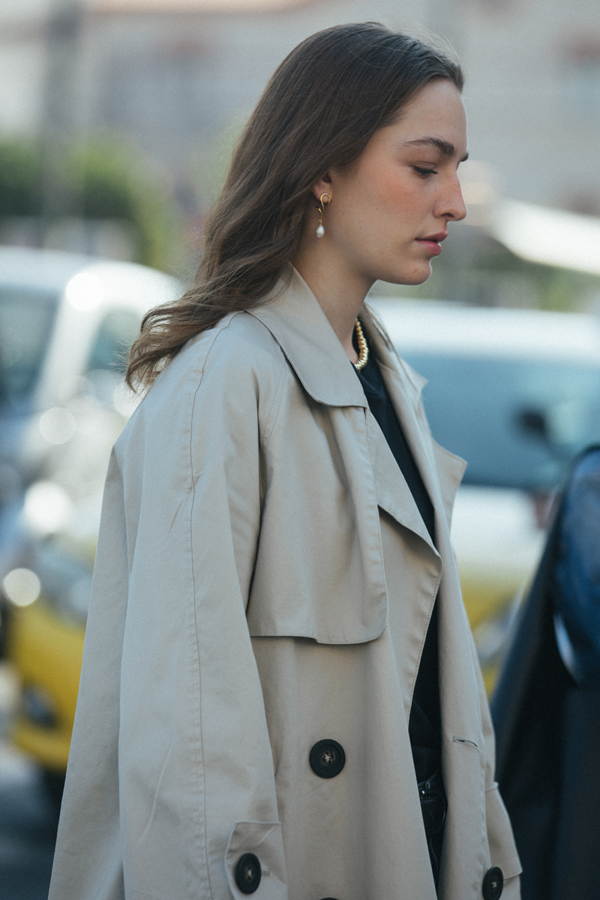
top-left (0, 136), bottom-right (180, 270)
top-left (0, 141), bottom-right (42, 216)
top-left (377, 229), bottom-right (600, 312)
top-left (474, 239), bottom-right (600, 312)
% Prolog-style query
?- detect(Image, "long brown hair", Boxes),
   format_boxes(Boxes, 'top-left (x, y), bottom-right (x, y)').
top-left (127, 22), bottom-right (463, 389)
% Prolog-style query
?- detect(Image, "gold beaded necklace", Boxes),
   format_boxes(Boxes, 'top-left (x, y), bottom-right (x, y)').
top-left (353, 319), bottom-right (369, 371)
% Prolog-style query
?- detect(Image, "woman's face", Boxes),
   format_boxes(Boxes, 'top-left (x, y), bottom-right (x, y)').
top-left (314, 79), bottom-right (468, 288)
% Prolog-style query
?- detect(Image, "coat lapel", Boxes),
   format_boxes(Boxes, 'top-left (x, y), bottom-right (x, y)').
top-left (250, 266), bottom-right (367, 409)
top-left (361, 306), bottom-right (466, 537)
top-left (251, 270), bottom-right (465, 547)
top-left (367, 413), bottom-right (437, 553)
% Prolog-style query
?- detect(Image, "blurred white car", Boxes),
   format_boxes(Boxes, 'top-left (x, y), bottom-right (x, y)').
top-left (0, 246), bottom-right (180, 780)
top-left (374, 298), bottom-right (600, 688)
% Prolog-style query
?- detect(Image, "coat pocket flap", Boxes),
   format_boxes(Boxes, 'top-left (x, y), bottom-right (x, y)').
top-left (246, 463), bottom-right (389, 644)
top-left (225, 821), bottom-right (287, 899)
top-left (246, 574), bottom-right (388, 644)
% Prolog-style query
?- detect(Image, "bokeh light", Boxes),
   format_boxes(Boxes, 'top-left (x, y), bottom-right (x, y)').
top-left (23, 481), bottom-right (73, 535)
top-left (39, 407), bottom-right (77, 445)
top-left (2, 568), bottom-right (41, 607)
top-left (65, 272), bottom-right (104, 311)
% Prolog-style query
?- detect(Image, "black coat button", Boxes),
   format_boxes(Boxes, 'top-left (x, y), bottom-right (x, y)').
top-left (235, 853), bottom-right (261, 894)
top-left (482, 866), bottom-right (503, 900)
top-left (309, 739), bottom-right (346, 778)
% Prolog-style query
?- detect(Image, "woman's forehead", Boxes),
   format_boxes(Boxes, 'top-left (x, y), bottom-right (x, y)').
top-left (381, 82), bottom-right (467, 156)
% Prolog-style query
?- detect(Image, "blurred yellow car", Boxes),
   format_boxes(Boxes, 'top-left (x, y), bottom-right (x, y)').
top-left (0, 247), bottom-right (180, 789)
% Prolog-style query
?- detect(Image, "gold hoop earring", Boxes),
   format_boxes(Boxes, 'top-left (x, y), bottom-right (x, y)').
top-left (315, 192), bottom-right (331, 238)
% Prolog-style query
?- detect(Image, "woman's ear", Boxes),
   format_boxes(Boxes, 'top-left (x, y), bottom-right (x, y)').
top-left (310, 173), bottom-right (333, 203)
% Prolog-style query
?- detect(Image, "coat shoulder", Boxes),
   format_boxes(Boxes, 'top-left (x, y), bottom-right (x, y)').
top-left (117, 312), bottom-right (291, 453)
top-left (162, 309), bottom-right (290, 389)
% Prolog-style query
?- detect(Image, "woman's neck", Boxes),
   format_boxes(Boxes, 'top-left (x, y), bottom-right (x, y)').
top-left (293, 247), bottom-right (374, 364)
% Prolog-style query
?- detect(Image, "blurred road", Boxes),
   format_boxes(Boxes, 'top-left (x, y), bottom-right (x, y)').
top-left (0, 665), bottom-right (56, 900)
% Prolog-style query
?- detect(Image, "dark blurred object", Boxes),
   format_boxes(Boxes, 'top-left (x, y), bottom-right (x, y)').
top-left (515, 407), bottom-right (550, 442)
top-left (553, 448), bottom-right (600, 686)
top-left (492, 444), bottom-right (600, 900)
top-left (515, 405), bottom-right (574, 465)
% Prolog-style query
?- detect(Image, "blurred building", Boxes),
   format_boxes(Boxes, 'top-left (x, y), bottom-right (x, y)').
top-left (1, 0), bottom-right (600, 299)
top-left (1, 0), bottom-right (600, 211)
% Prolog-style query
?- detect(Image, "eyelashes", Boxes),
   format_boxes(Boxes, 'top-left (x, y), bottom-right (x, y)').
top-left (413, 166), bottom-right (438, 178)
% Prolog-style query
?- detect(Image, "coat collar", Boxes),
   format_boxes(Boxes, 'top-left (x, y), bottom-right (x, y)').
top-left (250, 265), bottom-right (465, 533)
top-left (250, 266), bottom-right (368, 408)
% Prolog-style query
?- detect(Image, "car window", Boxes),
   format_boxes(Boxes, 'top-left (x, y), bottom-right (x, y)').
top-left (87, 309), bottom-right (140, 375)
top-left (0, 287), bottom-right (59, 413)
top-left (403, 353), bottom-right (600, 491)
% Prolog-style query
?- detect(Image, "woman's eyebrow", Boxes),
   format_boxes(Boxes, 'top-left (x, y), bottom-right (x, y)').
top-left (404, 137), bottom-right (469, 162)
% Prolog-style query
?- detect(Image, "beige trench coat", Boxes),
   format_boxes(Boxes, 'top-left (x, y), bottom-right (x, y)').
top-left (49, 267), bottom-right (521, 900)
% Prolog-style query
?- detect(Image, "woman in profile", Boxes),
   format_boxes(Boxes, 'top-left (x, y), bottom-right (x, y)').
top-left (49, 23), bottom-right (520, 900)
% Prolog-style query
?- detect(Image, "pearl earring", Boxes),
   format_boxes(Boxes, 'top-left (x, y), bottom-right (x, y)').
top-left (315, 192), bottom-right (331, 238)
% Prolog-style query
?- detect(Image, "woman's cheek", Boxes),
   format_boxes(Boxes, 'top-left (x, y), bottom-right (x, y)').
top-left (381, 176), bottom-right (420, 212)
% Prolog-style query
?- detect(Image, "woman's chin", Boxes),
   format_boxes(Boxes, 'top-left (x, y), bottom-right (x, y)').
top-left (382, 265), bottom-right (433, 287)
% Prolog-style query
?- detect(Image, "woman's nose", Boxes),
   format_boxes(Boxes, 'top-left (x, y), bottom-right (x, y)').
top-left (436, 177), bottom-right (467, 222)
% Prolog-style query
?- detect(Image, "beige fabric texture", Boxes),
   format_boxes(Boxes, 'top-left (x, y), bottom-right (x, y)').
top-left (49, 266), bottom-right (521, 900)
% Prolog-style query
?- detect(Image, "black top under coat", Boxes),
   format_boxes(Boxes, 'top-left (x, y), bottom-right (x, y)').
top-left (354, 348), bottom-right (442, 785)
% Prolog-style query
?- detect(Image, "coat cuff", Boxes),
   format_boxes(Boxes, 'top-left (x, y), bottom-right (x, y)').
top-left (225, 821), bottom-right (287, 899)
top-left (485, 783), bottom-right (522, 880)
top-left (501, 874), bottom-right (521, 900)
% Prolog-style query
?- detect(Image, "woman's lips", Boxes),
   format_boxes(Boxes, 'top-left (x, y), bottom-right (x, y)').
top-left (414, 232), bottom-right (447, 256)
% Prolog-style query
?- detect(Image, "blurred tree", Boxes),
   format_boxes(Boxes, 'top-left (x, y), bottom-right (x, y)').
top-left (0, 142), bottom-right (42, 217)
top-left (68, 137), bottom-right (180, 271)
top-left (0, 136), bottom-right (181, 271)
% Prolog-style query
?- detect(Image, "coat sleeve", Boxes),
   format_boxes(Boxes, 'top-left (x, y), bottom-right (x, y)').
top-left (49, 323), bottom-right (288, 900)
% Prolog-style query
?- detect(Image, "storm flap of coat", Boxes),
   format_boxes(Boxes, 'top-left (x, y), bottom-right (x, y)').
top-left (48, 266), bottom-right (521, 900)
